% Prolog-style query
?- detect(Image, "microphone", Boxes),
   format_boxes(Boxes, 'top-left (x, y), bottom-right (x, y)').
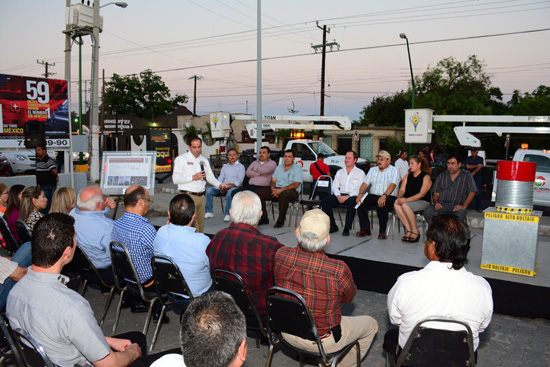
top-left (199, 161), bottom-right (205, 172)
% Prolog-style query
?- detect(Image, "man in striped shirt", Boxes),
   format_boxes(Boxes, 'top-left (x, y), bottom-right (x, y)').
top-left (422, 152), bottom-right (477, 224)
top-left (35, 145), bottom-right (58, 214)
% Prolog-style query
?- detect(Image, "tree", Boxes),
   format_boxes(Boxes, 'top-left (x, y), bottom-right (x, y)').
top-left (358, 91), bottom-right (410, 126)
top-left (508, 85), bottom-right (550, 115)
top-left (103, 69), bottom-right (188, 119)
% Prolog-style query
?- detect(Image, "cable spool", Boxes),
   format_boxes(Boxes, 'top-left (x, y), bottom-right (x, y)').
top-left (495, 161), bottom-right (536, 212)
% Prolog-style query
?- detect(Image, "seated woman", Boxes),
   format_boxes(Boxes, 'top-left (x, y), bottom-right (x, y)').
top-left (394, 156), bottom-right (432, 243)
top-left (18, 187), bottom-right (48, 235)
top-left (50, 187), bottom-right (76, 214)
top-left (4, 185), bottom-right (25, 242)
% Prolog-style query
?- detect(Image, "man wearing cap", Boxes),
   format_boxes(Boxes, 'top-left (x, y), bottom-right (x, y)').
top-left (395, 151), bottom-right (409, 182)
top-left (321, 151), bottom-right (366, 236)
top-left (465, 147), bottom-right (484, 213)
top-left (356, 150), bottom-right (400, 239)
top-left (309, 153), bottom-right (331, 200)
top-left (173, 136), bottom-right (230, 233)
top-left (274, 209), bottom-right (378, 367)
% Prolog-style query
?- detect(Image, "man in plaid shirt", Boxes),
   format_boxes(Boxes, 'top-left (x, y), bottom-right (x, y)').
top-left (274, 209), bottom-right (378, 367)
top-left (207, 191), bottom-right (284, 316)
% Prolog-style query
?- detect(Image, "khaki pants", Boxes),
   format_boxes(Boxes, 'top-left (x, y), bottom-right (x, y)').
top-left (282, 315), bottom-right (378, 367)
top-left (189, 194), bottom-right (206, 233)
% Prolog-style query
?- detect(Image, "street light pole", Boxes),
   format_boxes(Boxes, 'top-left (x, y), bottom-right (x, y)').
top-left (399, 33), bottom-right (415, 109)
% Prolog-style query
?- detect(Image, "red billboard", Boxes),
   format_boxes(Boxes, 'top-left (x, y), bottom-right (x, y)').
top-left (0, 74), bottom-right (69, 148)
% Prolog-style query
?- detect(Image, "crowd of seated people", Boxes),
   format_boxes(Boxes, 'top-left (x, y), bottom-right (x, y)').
top-left (0, 148), bottom-right (491, 367)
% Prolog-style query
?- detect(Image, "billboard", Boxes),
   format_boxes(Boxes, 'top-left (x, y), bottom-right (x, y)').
top-left (147, 127), bottom-right (172, 173)
top-left (0, 74), bottom-right (69, 148)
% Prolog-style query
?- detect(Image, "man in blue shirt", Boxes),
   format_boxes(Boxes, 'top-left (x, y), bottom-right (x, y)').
top-left (70, 186), bottom-right (116, 288)
top-left (204, 148), bottom-right (246, 222)
top-left (154, 194), bottom-right (212, 299)
top-left (256, 149), bottom-right (303, 228)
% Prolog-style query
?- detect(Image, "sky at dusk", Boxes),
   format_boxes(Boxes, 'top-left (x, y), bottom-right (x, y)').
top-left (1, 0), bottom-right (549, 121)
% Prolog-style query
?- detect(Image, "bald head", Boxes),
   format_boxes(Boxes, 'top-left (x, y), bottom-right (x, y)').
top-left (77, 186), bottom-right (105, 211)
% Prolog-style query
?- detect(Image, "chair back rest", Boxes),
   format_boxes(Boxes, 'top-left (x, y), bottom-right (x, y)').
top-left (396, 318), bottom-right (476, 367)
top-left (109, 241), bottom-right (141, 290)
top-left (0, 217), bottom-right (20, 253)
top-left (213, 269), bottom-right (259, 319)
top-left (266, 286), bottom-right (318, 342)
top-left (72, 243), bottom-right (112, 289)
top-left (310, 175), bottom-right (332, 199)
top-left (12, 328), bottom-right (56, 367)
top-left (0, 318), bottom-right (25, 366)
top-left (151, 256), bottom-right (194, 303)
top-left (15, 220), bottom-right (31, 245)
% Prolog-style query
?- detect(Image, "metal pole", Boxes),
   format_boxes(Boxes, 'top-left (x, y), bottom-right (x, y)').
top-left (64, 0), bottom-right (75, 188)
top-left (320, 25), bottom-right (327, 116)
top-left (78, 37), bottom-right (84, 165)
top-left (256, 0), bottom-right (262, 157)
top-left (405, 38), bottom-right (415, 109)
top-left (90, 0), bottom-right (101, 182)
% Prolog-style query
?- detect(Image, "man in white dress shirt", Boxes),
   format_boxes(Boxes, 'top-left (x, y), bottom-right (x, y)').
top-left (384, 214), bottom-right (493, 362)
top-left (172, 136), bottom-right (230, 233)
top-left (320, 151), bottom-right (366, 236)
top-left (395, 150), bottom-right (409, 182)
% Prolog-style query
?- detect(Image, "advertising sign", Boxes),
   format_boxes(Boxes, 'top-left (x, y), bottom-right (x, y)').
top-left (100, 151), bottom-right (156, 196)
top-left (404, 108), bottom-right (434, 144)
top-left (0, 74), bottom-right (69, 148)
top-left (147, 127), bottom-right (172, 173)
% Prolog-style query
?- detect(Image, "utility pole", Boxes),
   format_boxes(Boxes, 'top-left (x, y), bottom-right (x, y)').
top-left (37, 60), bottom-right (56, 78)
top-left (311, 23), bottom-right (339, 116)
top-left (188, 75), bottom-right (202, 116)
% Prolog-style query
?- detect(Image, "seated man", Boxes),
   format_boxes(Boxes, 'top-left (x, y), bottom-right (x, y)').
top-left (321, 151), bottom-right (366, 236)
top-left (7, 213), bottom-right (147, 366)
top-left (355, 150), bottom-right (399, 239)
top-left (423, 152), bottom-right (477, 224)
top-left (70, 186), bottom-right (117, 288)
top-left (154, 194), bottom-right (212, 298)
top-left (309, 153), bottom-right (330, 200)
top-left (151, 291), bottom-right (247, 367)
top-left (241, 146), bottom-right (277, 193)
top-left (256, 149), bottom-right (303, 228)
top-left (205, 148), bottom-right (245, 222)
top-left (385, 214), bottom-right (493, 360)
top-left (275, 209), bottom-right (378, 367)
top-left (207, 191), bottom-right (283, 316)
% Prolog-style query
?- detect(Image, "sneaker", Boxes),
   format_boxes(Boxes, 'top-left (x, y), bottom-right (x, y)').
top-left (204, 212), bottom-right (214, 219)
top-left (224, 215), bottom-right (231, 222)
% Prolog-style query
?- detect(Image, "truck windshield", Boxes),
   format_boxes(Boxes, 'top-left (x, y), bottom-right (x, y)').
top-left (309, 141), bottom-right (337, 157)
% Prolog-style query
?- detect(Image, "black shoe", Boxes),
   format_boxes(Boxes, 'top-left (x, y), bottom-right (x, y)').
top-left (258, 217), bottom-right (269, 225)
top-left (342, 229), bottom-right (350, 236)
top-left (130, 302), bottom-right (149, 313)
top-left (153, 304), bottom-right (170, 324)
top-left (274, 221), bottom-right (284, 228)
top-left (330, 225), bottom-right (339, 233)
top-left (476, 209), bottom-right (483, 213)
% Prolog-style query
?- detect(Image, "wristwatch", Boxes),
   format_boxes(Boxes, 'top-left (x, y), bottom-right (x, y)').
top-left (383, 193), bottom-right (388, 198)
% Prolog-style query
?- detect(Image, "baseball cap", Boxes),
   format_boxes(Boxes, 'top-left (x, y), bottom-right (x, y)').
top-left (376, 150), bottom-right (391, 159)
top-left (298, 209), bottom-right (329, 243)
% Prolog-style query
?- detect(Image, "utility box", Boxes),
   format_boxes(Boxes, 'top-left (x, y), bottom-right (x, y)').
top-left (481, 207), bottom-right (540, 276)
top-left (210, 112), bottom-right (231, 138)
top-left (404, 109), bottom-right (434, 144)
top-left (66, 3), bottom-right (103, 32)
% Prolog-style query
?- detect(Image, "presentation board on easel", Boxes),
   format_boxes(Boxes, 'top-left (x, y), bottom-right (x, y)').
top-left (100, 151), bottom-right (156, 196)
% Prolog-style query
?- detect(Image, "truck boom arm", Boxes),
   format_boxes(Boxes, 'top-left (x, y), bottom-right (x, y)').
top-left (454, 126), bottom-right (550, 147)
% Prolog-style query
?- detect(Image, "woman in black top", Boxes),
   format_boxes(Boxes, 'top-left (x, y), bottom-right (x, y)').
top-left (394, 156), bottom-right (432, 242)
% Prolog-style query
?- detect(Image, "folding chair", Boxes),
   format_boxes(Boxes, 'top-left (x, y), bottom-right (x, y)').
top-left (150, 256), bottom-right (195, 352)
top-left (300, 175), bottom-right (332, 212)
top-left (265, 286), bottom-right (361, 367)
top-left (14, 221), bottom-right (31, 246)
top-left (71, 243), bottom-right (116, 327)
top-left (385, 318), bottom-right (476, 367)
top-left (12, 328), bottom-right (56, 367)
top-left (0, 217), bottom-right (20, 255)
top-left (109, 241), bottom-right (158, 335)
top-left (212, 269), bottom-right (266, 348)
top-left (0, 317), bottom-right (25, 367)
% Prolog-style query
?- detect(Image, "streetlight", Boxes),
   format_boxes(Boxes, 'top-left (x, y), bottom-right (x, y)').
top-left (101, 2), bottom-right (128, 8)
top-left (399, 33), bottom-right (415, 109)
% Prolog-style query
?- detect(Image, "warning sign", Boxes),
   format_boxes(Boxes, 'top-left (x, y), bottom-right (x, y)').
top-left (484, 211), bottom-right (539, 223)
top-left (481, 263), bottom-right (537, 277)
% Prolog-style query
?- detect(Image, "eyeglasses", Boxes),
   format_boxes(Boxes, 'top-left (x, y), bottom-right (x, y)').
top-left (143, 198), bottom-right (154, 204)
top-left (1, 192), bottom-right (8, 196)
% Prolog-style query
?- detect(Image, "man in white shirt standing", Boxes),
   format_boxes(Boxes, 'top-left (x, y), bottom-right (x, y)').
top-left (384, 214), bottom-right (493, 362)
top-left (355, 150), bottom-right (399, 239)
top-left (204, 148), bottom-right (245, 222)
top-left (173, 136), bottom-right (230, 233)
top-left (320, 151), bottom-right (366, 236)
top-left (395, 150), bottom-right (409, 182)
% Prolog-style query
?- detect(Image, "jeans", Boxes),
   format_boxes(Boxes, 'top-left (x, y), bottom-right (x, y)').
top-left (205, 186), bottom-right (240, 215)
top-left (0, 241), bottom-right (32, 309)
top-left (474, 175), bottom-right (482, 210)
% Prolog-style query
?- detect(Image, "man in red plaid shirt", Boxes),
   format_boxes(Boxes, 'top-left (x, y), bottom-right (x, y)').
top-left (207, 190), bottom-right (284, 316)
top-left (274, 209), bottom-right (378, 367)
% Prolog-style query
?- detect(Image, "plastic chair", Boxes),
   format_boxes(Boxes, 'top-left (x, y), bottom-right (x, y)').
top-left (265, 286), bottom-right (361, 367)
top-left (213, 269), bottom-right (266, 348)
top-left (149, 256), bottom-right (195, 352)
top-left (14, 221), bottom-right (31, 246)
top-left (0, 217), bottom-right (20, 255)
top-left (385, 318), bottom-right (476, 367)
top-left (109, 241), bottom-right (158, 335)
top-left (12, 328), bottom-right (56, 367)
top-left (71, 243), bottom-right (116, 327)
